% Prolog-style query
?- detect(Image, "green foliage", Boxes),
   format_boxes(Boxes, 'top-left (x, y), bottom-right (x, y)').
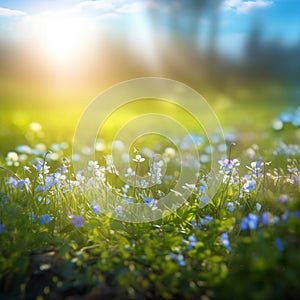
top-left (0, 104), bottom-right (300, 299)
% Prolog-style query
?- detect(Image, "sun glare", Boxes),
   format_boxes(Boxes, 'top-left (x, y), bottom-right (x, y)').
top-left (28, 13), bottom-right (95, 69)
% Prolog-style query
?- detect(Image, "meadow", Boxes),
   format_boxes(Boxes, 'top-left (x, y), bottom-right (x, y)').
top-left (0, 84), bottom-right (300, 300)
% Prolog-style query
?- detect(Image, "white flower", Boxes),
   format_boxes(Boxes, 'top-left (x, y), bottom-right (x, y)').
top-left (6, 152), bottom-right (19, 167)
top-left (164, 147), bottom-right (176, 158)
top-left (29, 122), bottom-right (42, 132)
top-left (132, 154), bottom-right (145, 163)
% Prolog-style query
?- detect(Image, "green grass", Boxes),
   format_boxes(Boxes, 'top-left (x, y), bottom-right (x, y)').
top-left (0, 84), bottom-right (300, 299)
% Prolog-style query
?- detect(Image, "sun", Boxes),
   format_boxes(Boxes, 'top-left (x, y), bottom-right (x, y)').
top-left (28, 13), bottom-right (95, 68)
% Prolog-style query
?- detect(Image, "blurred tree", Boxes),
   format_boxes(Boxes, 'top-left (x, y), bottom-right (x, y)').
top-left (147, 0), bottom-right (224, 54)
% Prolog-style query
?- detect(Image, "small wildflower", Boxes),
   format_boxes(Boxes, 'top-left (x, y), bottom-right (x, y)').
top-left (291, 211), bottom-right (300, 218)
top-left (19, 178), bottom-right (30, 189)
top-left (200, 215), bottom-right (213, 225)
top-left (243, 178), bottom-right (256, 192)
top-left (248, 213), bottom-right (258, 230)
top-left (186, 235), bottom-right (197, 250)
top-left (88, 160), bottom-right (100, 171)
top-left (6, 177), bottom-right (18, 188)
top-left (220, 233), bottom-right (232, 251)
top-left (247, 161), bottom-right (266, 178)
top-left (169, 253), bottom-right (186, 267)
top-left (123, 198), bottom-right (134, 204)
top-left (240, 217), bottom-right (249, 230)
top-left (255, 202), bottom-right (262, 212)
top-left (143, 197), bottom-right (158, 209)
top-left (191, 220), bottom-right (201, 229)
top-left (124, 167), bottom-right (135, 178)
top-left (240, 213), bottom-right (258, 230)
top-left (282, 210), bottom-right (289, 223)
top-left (261, 212), bottom-right (269, 225)
top-left (35, 161), bottom-right (50, 174)
top-left (188, 235), bottom-right (197, 244)
top-left (226, 202), bottom-right (235, 212)
top-left (274, 238), bottom-right (284, 251)
top-left (115, 205), bottom-right (123, 217)
top-left (278, 195), bottom-right (288, 203)
top-left (198, 196), bottom-right (209, 206)
top-left (5, 152), bottom-right (20, 167)
top-left (164, 147), bottom-right (176, 158)
top-left (69, 215), bottom-right (84, 227)
top-left (39, 214), bottom-right (51, 225)
top-left (198, 178), bottom-right (207, 193)
top-left (132, 154), bottom-right (145, 163)
top-left (219, 158), bottom-right (240, 174)
top-left (0, 224), bottom-right (5, 233)
top-left (91, 204), bottom-right (101, 215)
top-left (144, 197), bottom-right (152, 205)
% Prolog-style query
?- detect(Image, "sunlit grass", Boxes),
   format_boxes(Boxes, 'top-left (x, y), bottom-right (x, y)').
top-left (0, 83), bottom-right (300, 299)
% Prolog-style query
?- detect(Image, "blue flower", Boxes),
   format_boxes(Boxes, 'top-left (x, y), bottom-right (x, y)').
top-left (248, 213), bottom-right (258, 230)
top-left (115, 205), bottom-right (123, 217)
top-left (87, 160), bottom-right (100, 171)
top-left (282, 210), bottom-right (289, 223)
top-left (279, 112), bottom-right (292, 123)
top-left (144, 197), bottom-right (152, 205)
top-left (291, 211), bottom-right (300, 218)
top-left (200, 215), bottom-right (213, 225)
top-left (240, 217), bottom-right (249, 230)
top-left (198, 178), bottom-right (207, 193)
top-left (255, 202), bottom-right (262, 212)
top-left (169, 253), bottom-right (186, 267)
top-left (243, 179), bottom-right (256, 192)
top-left (69, 215), bottom-right (84, 227)
top-left (220, 233), bottom-right (232, 251)
top-left (91, 204), bottom-right (101, 215)
top-left (274, 238), bottom-right (284, 251)
top-left (19, 178), bottom-right (30, 189)
top-left (35, 161), bottom-right (50, 174)
top-left (0, 224), bottom-right (5, 233)
top-left (261, 212), bottom-right (269, 225)
top-left (188, 235), bottom-right (197, 243)
top-left (248, 161), bottom-right (266, 178)
top-left (198, 196), bottom-right (209, 206)
top-left (204, 215), bottom-right (213, 222)
top-left (240, 213), bottom-right (258, 230)
top-left (39, 214), bottom-right (51, 225)
top-left (278, 195), bottom-right (288, 203)
top-left (226, 202), bottom-right (235, 212)
top-left (186, 235), bottom-right (197, 250)
top-left (123, 198), bottom-right (134, 204)
top-left (6, 177), bottom-right (18, 189)
top-left (191, 220), bottom-right (201, 229)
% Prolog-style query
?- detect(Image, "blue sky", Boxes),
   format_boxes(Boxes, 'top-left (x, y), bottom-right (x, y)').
top-left (0, 0), bottom-right (299, 58)
top-left (218, 0), bottom-right (300, 56)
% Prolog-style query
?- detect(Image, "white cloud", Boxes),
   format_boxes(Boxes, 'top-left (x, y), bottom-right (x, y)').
top-left (223, 0), bottom-right (243, 10)
top-left (237, 0), bottom-right (273, 13)
top-left (78, 0), bottom-right (126, 11)
top-left (78, 0), bottom-right (173, 16)
top-left (0, 7), bottom-right (26, 17)
top-left (223, 0), bottom-right (273, 14)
